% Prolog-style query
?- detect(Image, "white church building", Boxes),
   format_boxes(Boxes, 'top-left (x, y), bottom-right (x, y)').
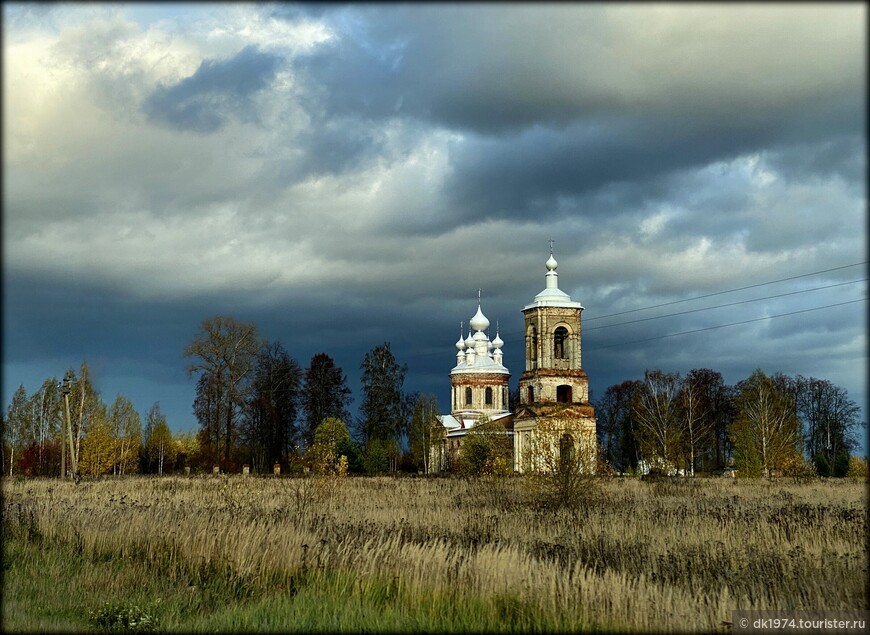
top-left (432, 249), bottom-right (597, 473)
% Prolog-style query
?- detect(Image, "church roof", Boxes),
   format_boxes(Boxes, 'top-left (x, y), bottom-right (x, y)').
top-left (523, 249), bottom-right (584, 310)
top-left (439, 411), bottom-right (513, 436)
top-left (451, 295), bottom-right (509, 376)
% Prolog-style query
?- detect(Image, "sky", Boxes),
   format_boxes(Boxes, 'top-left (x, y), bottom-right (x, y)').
top-left (3, 3), bottom-right (867, 453)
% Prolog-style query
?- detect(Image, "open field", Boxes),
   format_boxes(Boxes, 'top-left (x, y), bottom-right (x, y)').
top-left (2, 475), bottom-right (867, 632)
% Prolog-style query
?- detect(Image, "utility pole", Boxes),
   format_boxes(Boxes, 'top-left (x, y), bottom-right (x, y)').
top-left (61, 375), bottom-right (70, 479)
top-left (61, 374), bottom-right (77, 480)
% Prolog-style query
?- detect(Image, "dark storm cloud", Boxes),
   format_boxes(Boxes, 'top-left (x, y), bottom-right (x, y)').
top-left (285, 4), bottom-right (865, 231)
top-left (4, 4), bottom-right (865, 450)
top-left (763, 135), bottom-right (866, 187)
top-left (143, 45), bottom-right (283, 133)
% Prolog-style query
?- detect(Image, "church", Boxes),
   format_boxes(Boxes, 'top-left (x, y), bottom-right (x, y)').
top-left (431, 249), bottom-right (597, 473)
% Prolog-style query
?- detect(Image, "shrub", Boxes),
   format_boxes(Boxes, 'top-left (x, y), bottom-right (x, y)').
top-left (847, 455), bottom-right (868, 478)
top-left (89, 600), bottom-right (160, 632)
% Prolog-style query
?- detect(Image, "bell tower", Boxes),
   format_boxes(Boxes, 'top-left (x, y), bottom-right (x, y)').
top-left (514, 245), bottom-right (596, 473)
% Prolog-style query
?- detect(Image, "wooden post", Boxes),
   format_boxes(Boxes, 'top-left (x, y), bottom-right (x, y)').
top-left (213, 465), bottom-right (220, 475)
top-left (242, 465), bottom-right (249, 476)
top-left (61, 377), bottom-right (71, 480)
top-left (273, 463), bottom-right (281, 477)
top-left (184, 466), bottom-right (191, 476)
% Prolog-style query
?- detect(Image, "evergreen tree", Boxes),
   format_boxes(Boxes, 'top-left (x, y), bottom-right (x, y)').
top-left (243, 341), bottom-right (302, 471)
top-left (358, 342), bottom-right (408, 446)
top-left (301, 353), bottom-right (352, 448)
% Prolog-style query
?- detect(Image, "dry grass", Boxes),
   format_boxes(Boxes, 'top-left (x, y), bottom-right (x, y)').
top-left (3, 474), bottom-right (867, 632)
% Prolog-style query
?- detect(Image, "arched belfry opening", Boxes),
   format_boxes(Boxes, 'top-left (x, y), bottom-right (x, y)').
top-left (554, 326), bottom-right (569, 360)
top-left (527, 325), bottom-right (538, 366)
top-left (556, 384), bottom-right (572, 403)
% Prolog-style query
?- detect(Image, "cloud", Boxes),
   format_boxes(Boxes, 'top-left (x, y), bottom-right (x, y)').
top-left (143, 45), bottom-right (284, 132)
top-left (292, 4), bottom-right (864, 134)
top-left (3, 4), bottom-right (866, 451)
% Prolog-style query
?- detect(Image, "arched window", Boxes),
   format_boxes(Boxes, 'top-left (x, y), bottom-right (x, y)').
top-left (527, 386), bottom-right (534, 403)
top-left (485, 387), bottom-right (493, 405)
top-left (528, 325), bottom-right (538, 362)
top-left (465, 387), bottom-right (472, 405)
top-left (557, 384), bottom-right (572, 403)
top-left (554, 326), bottom-right (569, 360)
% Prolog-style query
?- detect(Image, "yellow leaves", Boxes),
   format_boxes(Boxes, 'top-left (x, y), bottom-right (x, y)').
top-left (79, 417), bottom-right (115, 476)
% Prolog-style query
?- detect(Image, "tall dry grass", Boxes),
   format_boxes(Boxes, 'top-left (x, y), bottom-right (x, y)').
top-left (3, 474), bottom-right (867, 632)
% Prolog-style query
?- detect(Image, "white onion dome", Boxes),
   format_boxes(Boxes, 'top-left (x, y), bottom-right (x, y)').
top-left (492, 332), bottom-right (504, 349)
top-left (455, 323), bottom-right (466, 350)
top-left (464, 331), bottom-right (475, 348)
top-left (546, 253), bottom-right (558, 271)
top-left (470, 304), bottom-right (490, 332)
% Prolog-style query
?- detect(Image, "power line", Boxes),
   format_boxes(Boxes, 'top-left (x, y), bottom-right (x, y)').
top-left (584, 278), bottom-right (867, 332)
top-left (585, 298), bottom-right (867, 352)
top-left (584, 261), bottom-right (868, 322)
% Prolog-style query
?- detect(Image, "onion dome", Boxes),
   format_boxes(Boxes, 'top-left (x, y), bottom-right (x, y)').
top-left (546, 253), bottom-right (558, 271)
top-left (492, 331), bottom-right (504, 350)
top-left (464, 330), bottom-right (475, 349)
top-left (470, 303), bottom-right (490, 332)
top-left (455, 322), bottom-right (466, 350)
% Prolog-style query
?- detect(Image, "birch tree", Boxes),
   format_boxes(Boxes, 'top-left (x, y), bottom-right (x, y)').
top-left (631, 370), bottom-right (683, 473)
top-left (409, 393), bottom-right (440, 474)
top-left (732, 369), bottom-right (802, 477)
top-left (109, 394), bottom-right (141, 475)
top-left (144, 402), bottom-right (175, 475)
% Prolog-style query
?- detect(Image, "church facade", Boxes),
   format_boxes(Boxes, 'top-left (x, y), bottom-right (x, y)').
top-left (433, 249), bottom-right (597, 473)
top-left (431, 296), bottom-right (513, 472)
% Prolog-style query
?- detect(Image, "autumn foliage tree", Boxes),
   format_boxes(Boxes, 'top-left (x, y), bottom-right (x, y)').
top-left (143, 402), bottom-right (176, 474)
top-left (109, 394), bottom-right (141, 475)
top-left (731, 369), bottom-right (803, 477)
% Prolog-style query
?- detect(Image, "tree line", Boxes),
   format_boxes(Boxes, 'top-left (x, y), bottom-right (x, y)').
top-left (595, 367), bottom-right (865, 477)
top-left (1, 314), bottom-right (426, 477)
top-left (1, 362), bottom-right (199, 477)
top-left (3, 315), bottom-right (865, 479)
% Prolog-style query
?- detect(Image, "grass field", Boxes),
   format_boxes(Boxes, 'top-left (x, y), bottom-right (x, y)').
top-left (2, 474), bottom-right (867, 632)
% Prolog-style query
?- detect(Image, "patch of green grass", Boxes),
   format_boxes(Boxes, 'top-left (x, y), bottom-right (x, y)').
top-left (183, 569), bottom-right (600, 633)
top-left (3, 533), bottom-right (602, 633)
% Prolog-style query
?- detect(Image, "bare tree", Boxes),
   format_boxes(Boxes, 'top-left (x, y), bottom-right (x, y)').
top-left (794, 375), bottom-right (863, 476)
top-left (184, 316), bottom-right (261, 470)
top-left (109, 394), bottom-right (141, 476)
top-left (632, 370), bottom-right (683, 474)
top-left (677, 369), bottom-right (722, 475)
